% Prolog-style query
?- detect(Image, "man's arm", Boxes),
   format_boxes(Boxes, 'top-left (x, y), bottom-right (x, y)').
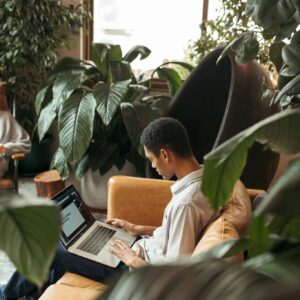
top-left (106, 218), bottom-right (157, 236)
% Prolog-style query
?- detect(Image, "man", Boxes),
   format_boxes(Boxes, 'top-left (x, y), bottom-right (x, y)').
top-left (0, 117), bottom-right (214, 299)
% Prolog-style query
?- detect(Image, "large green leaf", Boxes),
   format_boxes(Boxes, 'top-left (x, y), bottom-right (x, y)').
top-left (50, 147), bottom-right (70, 180)
top-left (156, 67), bottom-right (181, 96)
top-left (123, 45), bottom-right (151, 63)
top-left (93, 80), bottom-right (131, 125)
top-left (110, 61), bottom-right (132, 82)
top-left (245, 0), bottom-right (300, 29)
top-left (245, 243), bottom-right (300, 283)
top-left (91, 43), bottom-right (110, 78)
top-left (255, 157), bottom-right (300, 216)
top-left (281, 31), bottom-right (300, 77)
top-left (121, 102), bottom-right (160, 155)
top-left (99, 259), bottom-right (276, 300)
top-left (0, 192), bottom-right (61, 287)
top-left (75, 154), bottom-right (90, 180)
top-left (59, 91), bottom-right (96, 161)
top-left (202, 108), bottom-right (300, 209)
top-left (273, 74), bottom-right (300, 107)
top-left (35, 83), bottom-right (53, 115)
top-left (248, 215), bottom-right (271, 257)
top-left (48, 57), bottom-right (91, 80)
top-left (52, 74), bottom-right (88, 113)
top-left (268, 216), bottom-right (300, 239)
top-left (235, 32), bottom-right (259, 64)
top-left (37, 102), bottom-right (57, 141)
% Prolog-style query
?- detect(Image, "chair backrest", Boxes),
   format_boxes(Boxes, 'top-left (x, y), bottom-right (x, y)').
top-left (161, 48), bottom-right (280, 190)
top-left (0, 82), bottom-right (9, 111)
top-left (193, 180), bottom-right (253, 262)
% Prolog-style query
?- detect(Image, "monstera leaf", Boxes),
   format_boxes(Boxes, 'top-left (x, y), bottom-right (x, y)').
top-left (59, 91), bottom-right (96, 161)
top-left (0, 192), bottom-right (61, 287)
top-left (202, 108), bottom-right (300, 209)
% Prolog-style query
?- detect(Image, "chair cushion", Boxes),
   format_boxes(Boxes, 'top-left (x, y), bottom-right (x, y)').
top-left (192, 180), bottom-right (251, 262)
top-left (39, 272), bottom-right (106, 300)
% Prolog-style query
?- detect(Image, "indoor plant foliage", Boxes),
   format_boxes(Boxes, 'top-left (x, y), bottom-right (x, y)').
top-left (187, 0), bottom-right (275, 73)
top-left (0, 191), bottom-right (61, 287)
top-left (0, 0), bottom-right (90, 135)
top-left (36, 43), bottom-right (193, 180)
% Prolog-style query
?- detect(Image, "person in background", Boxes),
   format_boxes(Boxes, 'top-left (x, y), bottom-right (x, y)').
top-left (0, 89), bottom-right (31, 178)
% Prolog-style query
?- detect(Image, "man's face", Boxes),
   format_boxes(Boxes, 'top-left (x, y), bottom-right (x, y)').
top-left (144, 146), bottom-right (174, 180)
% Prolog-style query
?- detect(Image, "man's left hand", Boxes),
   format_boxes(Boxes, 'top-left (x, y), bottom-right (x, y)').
top-left (107, 240), bottom-right (147, 268)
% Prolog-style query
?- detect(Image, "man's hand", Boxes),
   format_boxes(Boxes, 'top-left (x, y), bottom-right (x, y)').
top-left (106, 218), bottom-right (157, 236)
top-left (107, 239), bottom-right (147, 268)
top-left (106, 218), bottom-right (139, 236)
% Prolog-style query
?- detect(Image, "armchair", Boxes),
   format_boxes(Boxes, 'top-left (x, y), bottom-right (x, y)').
top-left (40, 175), bottom-right (263, 300)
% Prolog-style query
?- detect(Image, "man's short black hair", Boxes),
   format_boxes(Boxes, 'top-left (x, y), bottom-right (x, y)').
top-left (140, 117), bottom-right (193, 158)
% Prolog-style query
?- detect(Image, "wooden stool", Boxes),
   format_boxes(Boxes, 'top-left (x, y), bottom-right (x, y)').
top-left (34, 170), bottom-right (65, 198)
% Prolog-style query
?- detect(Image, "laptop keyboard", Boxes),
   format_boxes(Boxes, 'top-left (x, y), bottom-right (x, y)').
top-left (77, 226), bottom-right (116, 256)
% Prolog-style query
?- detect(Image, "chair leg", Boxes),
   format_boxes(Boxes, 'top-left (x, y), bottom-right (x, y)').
top-left (13, 160), bottom-right (19, 193)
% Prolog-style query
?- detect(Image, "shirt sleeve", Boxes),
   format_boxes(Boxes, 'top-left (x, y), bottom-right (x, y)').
top-left (0, 112), bottom-right (31, 155)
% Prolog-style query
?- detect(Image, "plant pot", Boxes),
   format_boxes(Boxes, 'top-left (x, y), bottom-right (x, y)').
top-left (80, 160), bottom-right (137, 210)
top-left (19, 134), bottom-right (54, 177)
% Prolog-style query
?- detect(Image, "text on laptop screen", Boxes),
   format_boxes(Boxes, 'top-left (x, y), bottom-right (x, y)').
top-left (61, 202), bottom-right (85, 238)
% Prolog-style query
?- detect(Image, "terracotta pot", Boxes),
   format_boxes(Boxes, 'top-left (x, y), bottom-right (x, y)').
top-left (148, 48), bottom-right (279, 190)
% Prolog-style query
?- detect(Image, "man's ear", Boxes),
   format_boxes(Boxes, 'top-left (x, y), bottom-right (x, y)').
top-left (160, 148), bottom-right (172, 162)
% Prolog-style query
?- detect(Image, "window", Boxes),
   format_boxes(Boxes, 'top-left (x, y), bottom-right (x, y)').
top-left (93, 0), bottom-right (204, 71)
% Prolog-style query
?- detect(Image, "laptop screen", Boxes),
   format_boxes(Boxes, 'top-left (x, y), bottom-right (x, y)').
top-left (52, 185), bottom-right (94, 247)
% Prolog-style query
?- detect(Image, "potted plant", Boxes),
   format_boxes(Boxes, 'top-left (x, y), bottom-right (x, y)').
top-left (35, 43), bottom-right (193, 207)
top-left (0, 0), bottom-right (90, 176)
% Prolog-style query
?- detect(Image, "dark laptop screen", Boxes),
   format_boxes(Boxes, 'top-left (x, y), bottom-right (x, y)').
top-left (51, 185), bottom-right (94, 247)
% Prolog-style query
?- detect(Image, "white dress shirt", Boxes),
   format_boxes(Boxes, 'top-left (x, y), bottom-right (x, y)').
top-left (135, 168), bottom-right (214, 265)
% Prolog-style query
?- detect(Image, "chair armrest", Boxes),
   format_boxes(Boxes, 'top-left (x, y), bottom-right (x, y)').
top-left (107, 176), bottom-right (173, 227)
top-left (11, 152), bottom-right (26, 160)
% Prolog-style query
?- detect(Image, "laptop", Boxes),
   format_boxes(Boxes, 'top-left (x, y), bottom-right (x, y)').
top-left (51, 185), bottom-right (137, 268)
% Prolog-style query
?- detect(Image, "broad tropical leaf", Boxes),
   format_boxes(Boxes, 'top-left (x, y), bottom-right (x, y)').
top-left (48, 57), bottom-right (91, 80)
top-left (35, 83), bottom-right (53, 115)
top-left (94, 80), bottom-right (131, 125)
top-left (235, 31), bottom-right (259, 64)
top-left (126, 84), bottom-right (148, 103)
top-left (37, 102), bottom-right (57, 141)
top-left (50, 147), bottom-right (70, 180)
top-left (99, 259), bottom-right (276, 300)
top-left (0, 192), bottom-right (61, 287)
top-left (110, 61), bottom-right (132, 82)
top-left (255, 157), bottom-right (300, 216)
top-left (273, 73), bottom-right (300, 105)
top-left (76, 154), bottom-right (90, 179)
top-left (217, 35), bottom-right (246, 65)
top-left (245, 243), bottom-right (300, 282)
top-left (52, 74), bottom-right (88, 113)
top-left (157, 67), bottom-right (181, 96)
top-left (248, 215), bottom-right (271, 257)
top-left (268, 216), bottom-right (300, 240)
top-left (202, 108), bottom-right (300, 209)
top-left (281, 31), bottom-right (300, 77)
top-left (123, 45), bottom-right (151, 63)
top-left (121, 102), bottom-right (160, 155)
top-left (59, 92), bottom-right (96, 161)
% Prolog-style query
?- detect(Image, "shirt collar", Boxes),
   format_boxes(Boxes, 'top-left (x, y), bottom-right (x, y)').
top-left (171, 167), bottom-right (203, 195)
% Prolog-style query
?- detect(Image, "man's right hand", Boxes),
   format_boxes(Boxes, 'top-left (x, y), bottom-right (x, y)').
top-left (106, 218), bottom-right (139, 236)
